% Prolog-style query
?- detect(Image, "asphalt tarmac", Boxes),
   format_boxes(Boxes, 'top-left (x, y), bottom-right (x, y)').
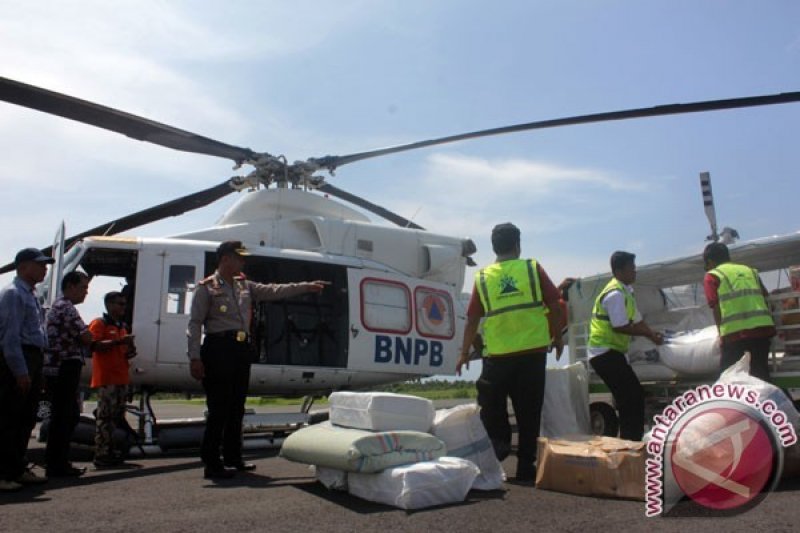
top-left (2, 401), bottom-right (800, 532)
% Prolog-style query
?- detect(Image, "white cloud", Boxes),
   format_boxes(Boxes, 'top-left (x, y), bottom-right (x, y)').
top-left (380, 152), bottom-right (649, 241)
top-left (423, 152), bottom-right (641, 194)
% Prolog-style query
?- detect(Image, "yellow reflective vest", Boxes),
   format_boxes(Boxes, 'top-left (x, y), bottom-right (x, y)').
top-left (475, 258), bottom-right (550, 355)
top-left (588, 278), bottom-right (636, 353)
top-left (710, 262), bottom-right (774, 337)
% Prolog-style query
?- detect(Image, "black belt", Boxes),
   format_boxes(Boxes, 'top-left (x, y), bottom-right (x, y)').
top-left (206, 330), bottom-right (250, 343)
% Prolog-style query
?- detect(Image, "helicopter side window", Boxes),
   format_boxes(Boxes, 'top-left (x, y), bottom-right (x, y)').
top-left (166, 265), bottom-right (196, 315)
top-left (361, 278), bottom-right (412, 334)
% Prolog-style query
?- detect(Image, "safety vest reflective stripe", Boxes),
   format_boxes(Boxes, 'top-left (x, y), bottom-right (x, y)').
top-left (476, 258), bottom-right (550, 355)
top-left (721, 309), bottom-right (773, 322)
top-left (588, 278), bottom-right (636, 353)
top-left (478, 270), bottom-right (492, 313)
top-left (711, 263), bottom-right (774, 336)
top-left (484, 301), bottom-right (544, 317)
top-left (718, 288), bottom-right (765, 302)
top-left (525, 259), bottom-right (542, 304)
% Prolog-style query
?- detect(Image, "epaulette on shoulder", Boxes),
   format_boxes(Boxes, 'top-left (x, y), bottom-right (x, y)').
top-left (198, 274), bottom-right (217, 287)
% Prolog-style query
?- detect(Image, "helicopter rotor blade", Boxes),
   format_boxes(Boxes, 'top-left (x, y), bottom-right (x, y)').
top-left (0, 179), bottom-right (237, 275)
top-left (315, 183), bottom-right (424, 230)
top-left (699, 171), bottom-right (719, 242)
top-left (311, 91), bottom-right (800, 171)
top-left (0, 77), bottom-right (256, 163)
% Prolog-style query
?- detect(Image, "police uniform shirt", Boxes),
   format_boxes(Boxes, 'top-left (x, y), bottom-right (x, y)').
top-left (186, 271), bottom-right (311, 360)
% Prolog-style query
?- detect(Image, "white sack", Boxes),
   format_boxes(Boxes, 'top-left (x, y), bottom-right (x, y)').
top-left (432, 404), bottom-right (505, 490)
top-left (629, 359), bottom-right (680, 381)
top-left (627, 338), bottom-right (679, 381)
top-left (541, 363), bottom-right (591, 438)
top-left (347, 457), bottom-right (480, 510)
top-left (280, 421), bottom-right (446, 472)
top-left (658, 326), bottom-right (720, 376)
top-left (329, 391), bottom-right (435, 432)
top-left (313, 465), bottom-right (348, 491)
top-left (718, 353), bottom-right (800, 429)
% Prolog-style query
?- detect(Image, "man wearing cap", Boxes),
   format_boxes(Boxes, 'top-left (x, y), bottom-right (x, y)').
top-left (187, 240), bottom-right (328, 480)
top-left (0, 248), bottom-right (55, 491)
top-left (457, 223), bottom-right (563, 483)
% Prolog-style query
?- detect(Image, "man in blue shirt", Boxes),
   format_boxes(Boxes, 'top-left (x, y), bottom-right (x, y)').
top-left (0, 248), bottom-right (54, 491)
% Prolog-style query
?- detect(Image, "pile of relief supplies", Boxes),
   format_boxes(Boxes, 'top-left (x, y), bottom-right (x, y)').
top-left (280, 363), bottom-right (594, 509)
top-left (279, 391), bottom-right (505, 510)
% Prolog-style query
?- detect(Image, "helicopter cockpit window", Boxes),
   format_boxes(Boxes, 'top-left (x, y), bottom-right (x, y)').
top-left (360, 278), bottom-right (411, 334)
top-left (167, 265), bottom-right (196, 315)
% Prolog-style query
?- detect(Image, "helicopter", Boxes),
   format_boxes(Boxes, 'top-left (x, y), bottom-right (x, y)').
top-left (2, 77), bottom-right (800, 447)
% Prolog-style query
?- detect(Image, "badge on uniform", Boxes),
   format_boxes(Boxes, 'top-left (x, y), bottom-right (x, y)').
top-left (220, 305), bottom-right (228, 313)
top-left (236, 331), bottom-right (247, 342)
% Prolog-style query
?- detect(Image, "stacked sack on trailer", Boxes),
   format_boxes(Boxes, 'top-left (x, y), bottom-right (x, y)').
top-left (280, 391), bottom-right (505, 509)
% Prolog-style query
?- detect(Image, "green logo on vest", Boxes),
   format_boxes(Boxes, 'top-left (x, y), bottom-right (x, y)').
top-left (499, 274), bottom-right (520, 295)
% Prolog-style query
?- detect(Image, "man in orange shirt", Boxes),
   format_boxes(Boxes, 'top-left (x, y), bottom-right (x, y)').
top-left (89, 291), bottom-right (136, 467)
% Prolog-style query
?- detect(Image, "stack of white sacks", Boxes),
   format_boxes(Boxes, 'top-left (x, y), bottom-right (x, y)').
top-left (279, 391), bottom-right (505, 510)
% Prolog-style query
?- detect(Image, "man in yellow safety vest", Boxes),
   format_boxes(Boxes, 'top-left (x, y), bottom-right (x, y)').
top-left (457, 223), bottom-right (563, 482)
top-left (703, 242), bottom-right (775, 381)
top-left (588, 251), bottom-right (663, 441)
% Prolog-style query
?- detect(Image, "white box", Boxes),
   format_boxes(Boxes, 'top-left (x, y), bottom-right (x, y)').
top-left (329, 391), bottom-right (435, 432)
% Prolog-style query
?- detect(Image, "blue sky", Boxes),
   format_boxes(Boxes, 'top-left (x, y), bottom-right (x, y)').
top-left (1, 1), bottom-right (799, 379)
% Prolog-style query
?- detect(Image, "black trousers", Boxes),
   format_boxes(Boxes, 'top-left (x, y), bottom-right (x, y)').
top-left (0, 346), bottom-right (43, 481)
top-left (476, 353), bottom-right (546, 471)
top-left (719, 336), bottom-right (772, 382)
top-left (45, 359), bottom-right (83, 470)
top-left (590, 350), bottom-right (645, 441)
top-left (200, 336), bottom-right (253, 467)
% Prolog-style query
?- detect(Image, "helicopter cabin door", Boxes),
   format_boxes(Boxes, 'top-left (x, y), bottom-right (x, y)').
top-left (144, 246), bottom-right (203, 366)
top-left (347, 269), bottom-right (460, 375)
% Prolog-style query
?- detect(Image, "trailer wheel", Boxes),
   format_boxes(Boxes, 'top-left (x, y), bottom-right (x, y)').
top-left (590, 402), bottom-right (619, 437)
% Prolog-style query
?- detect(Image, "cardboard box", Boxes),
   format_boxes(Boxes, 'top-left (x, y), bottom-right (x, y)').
top-left (535, 436), bottom-right (646, 500)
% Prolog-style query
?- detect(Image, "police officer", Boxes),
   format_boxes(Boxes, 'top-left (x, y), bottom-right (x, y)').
top-left (457, 223), bottom-right (563, 482)
top-left (588, 251), bottom-right (663, 441)
top-left (187, 240), bottom-right (328, 479)
top-left (703, 242), bottom-right (775, 381)
top-left (0, 248), bottom-right (54, 491)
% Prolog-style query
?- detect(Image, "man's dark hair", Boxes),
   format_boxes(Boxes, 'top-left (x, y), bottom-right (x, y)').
top-left (216, 240), bottom-right (248, 263)
top-left (703, 242), bottom-right (730, 265)
top-left (104, 291), bottom-right (124, 308)
top-left (491, 223), bottom-right (521, 255)
top-left (61, 271), bottom-right (88, 291)
top-left (610, 251), bottom-right (636, 274)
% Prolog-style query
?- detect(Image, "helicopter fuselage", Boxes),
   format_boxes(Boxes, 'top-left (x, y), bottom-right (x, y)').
top-left (45, 188), bottom-right (470, 396)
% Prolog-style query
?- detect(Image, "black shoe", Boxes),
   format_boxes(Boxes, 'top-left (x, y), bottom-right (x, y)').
top-left (515, 463), bottom-right (536, 483)
top-left (224, 462), bottom-right (256, 472)
top-left (204, 466), bottom-right (235, 479)
top-left (46, 465), bottom-right (86, 478)
top-left (16, 468), bottom-right (48, 485)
